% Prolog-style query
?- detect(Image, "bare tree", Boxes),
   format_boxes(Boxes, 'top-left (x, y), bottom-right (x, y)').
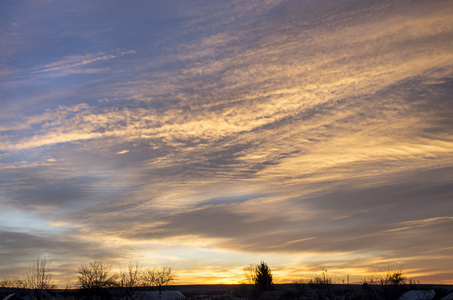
top-left (25, 258), bottom-right (56, 300)
top-left (312, 268), bottom-right (332, 285)
top-left (367, 264), bottom-right (406, 300)
top-left (0, 278), bottom-right (26, 289)
top-left (243, 264), bottom-right (256, 285)
top-left (306, 267), bottom-right (334, 299)
top-left (78, 262), bottom-right (117, 300)
top-left (119, 263), bottom-right (142, 300)
top-left (143, 267), bottom-right (176, 294)
top-left (1, 278), bottom-right (14, 288)
top-left (367, 263), bottom-right (406, 286)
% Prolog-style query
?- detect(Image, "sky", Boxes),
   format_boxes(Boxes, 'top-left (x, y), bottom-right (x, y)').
top-left (1, 0), bottom-right (453, 286)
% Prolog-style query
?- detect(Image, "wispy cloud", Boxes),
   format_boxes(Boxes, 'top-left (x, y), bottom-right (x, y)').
top-left (5, 50), bottom-right (136, 83)
top-left (31, 50), bottom-right (135, 73)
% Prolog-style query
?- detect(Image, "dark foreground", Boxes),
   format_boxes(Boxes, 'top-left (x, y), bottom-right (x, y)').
top-left (2, 283), bottom-right (453, 300)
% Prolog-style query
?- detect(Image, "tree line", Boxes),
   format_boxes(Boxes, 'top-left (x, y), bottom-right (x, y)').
top-left (1, 258), bottom-right (409, 299)
top-left (0, 258), bottom-right (176, 300)
top-left (0, 259), bottom-right (276, 299)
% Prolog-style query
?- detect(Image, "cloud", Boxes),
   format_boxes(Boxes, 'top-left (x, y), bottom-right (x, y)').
top-left (389, 216), bottom-right (453, 233)
top-left (32, 50), bottom-right (135, 73)
top-left (4, 50), bottom-right (136, 86)
top-left (0, 229), bottom-right (124, 281)
top-left (195, 193), bottom-right (266, 208)
top-left (0, 167), bottom-right (101, 212)
top-left (116, 150), bottom-right (129, 155)
top-left (3, 0), bottom-right (453, 161)
top-left (55, 166), bottom-right (452, 260)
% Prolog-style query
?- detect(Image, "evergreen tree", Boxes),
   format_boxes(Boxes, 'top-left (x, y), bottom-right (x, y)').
top-left (254, 261), bottom-right (274, 294)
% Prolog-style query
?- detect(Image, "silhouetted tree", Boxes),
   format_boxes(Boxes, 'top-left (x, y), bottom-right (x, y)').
top-left (385, 271), bottom-right (406, 286)
top-left (312, 268), bottom-right (331, 285)
top-left (0, 278), bottom-right (26, 289)
top-left (380, 270), bottom-right (406, 300)
top-left (119, 263), bottom-right (142, 300)
top-left (254, 261), bottom-right (274, 295)
top-left (25, 258), bottom-right (56, 300)
top-left (367, 264), bottom-right (406, 300)
top-left (243, 264), bottom-right (256, 285)
top-left (78, 262), bottom-right (117, 300)
top-left (142, 267), bottom-right (176, 294)
top-left (308, 268), bottom-right (334, 299)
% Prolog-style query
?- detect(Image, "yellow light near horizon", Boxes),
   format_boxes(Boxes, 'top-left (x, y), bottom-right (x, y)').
top-left (175, 269), bottom-right (245, 285)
